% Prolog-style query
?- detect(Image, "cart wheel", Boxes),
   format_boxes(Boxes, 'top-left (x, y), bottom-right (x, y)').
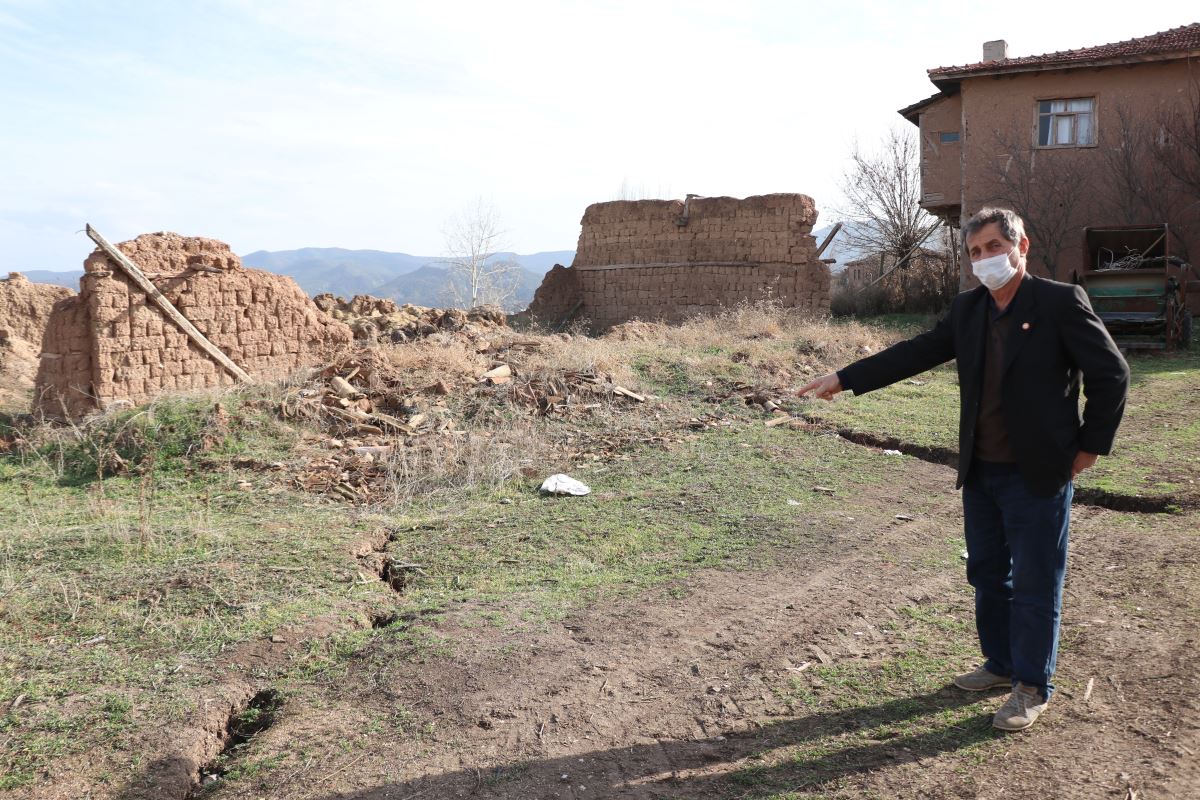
top-left (1182, 310), bottom-right (1193, 350)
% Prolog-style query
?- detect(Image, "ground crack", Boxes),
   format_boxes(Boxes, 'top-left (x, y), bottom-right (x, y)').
top-left (799, 416), bottom-right (1180, 514)
top-left (355, 526), bottom-right (429, 594)
top-left (189, 688), bottom-right (280, 796)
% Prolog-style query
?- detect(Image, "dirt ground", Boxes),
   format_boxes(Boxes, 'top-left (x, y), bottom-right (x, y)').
top-left (114, 443), bottom-right (1199, 800)
top-left (5, 310), bottom-right (1196, 800)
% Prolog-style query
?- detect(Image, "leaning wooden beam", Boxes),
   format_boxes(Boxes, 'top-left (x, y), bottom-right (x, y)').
top-left (815, 221), bottom-right (843, 258)
top-left (85, 224), bottom-right (252, 383)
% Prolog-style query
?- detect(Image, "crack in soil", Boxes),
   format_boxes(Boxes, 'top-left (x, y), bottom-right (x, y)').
top-left (801, 416), bottom-right (1180, 514)
top-left (188, 689), bottom-right (281, 796)
top-left (353, 526), bottom-right (429, 593)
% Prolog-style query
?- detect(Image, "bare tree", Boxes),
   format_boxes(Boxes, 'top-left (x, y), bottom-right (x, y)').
top-left (988, 130), bottom-right (1097, 281)
top-left (1089, 101), bottom-right (1200, 265)
top-left (839, 128), bottom-right (943, 271)
top-left (834, 127), bottom-right (954, 311)
top-left (1152, 72), bottom-right (1200, 205)
top-left (441, 199), bottom-right (524, 309)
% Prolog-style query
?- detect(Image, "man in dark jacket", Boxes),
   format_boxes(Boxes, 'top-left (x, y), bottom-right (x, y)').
top-left (799, 207), bottom-right (1129, 731)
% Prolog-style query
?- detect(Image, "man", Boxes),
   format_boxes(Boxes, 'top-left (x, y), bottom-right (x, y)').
top-left (799, 208), bottom-right (1129, 731)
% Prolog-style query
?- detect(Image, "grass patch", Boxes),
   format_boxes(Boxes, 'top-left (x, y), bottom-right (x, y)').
top-left (370, 424), bottom-right (910, 624)
top-left (0, 406), bottom-right (393, 784)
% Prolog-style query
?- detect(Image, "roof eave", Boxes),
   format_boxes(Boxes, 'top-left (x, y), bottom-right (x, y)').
top-left (896, 85), bottom-right (960, 125)
top-left (929, 49), bottom-right (1200, 85)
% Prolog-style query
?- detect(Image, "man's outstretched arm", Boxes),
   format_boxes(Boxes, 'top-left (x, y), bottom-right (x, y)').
top-left (799, 312), bottom-right (956, 400)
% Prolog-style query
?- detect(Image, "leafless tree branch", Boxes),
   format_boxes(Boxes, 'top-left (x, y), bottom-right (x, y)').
top-left (987, 130), bottom-right (1097, 281)
top-left (440, 199), bottom-right (522, 309)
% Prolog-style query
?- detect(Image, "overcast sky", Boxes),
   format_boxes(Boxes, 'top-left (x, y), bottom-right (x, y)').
top-left (1, 0), bottom-right (1195, 271)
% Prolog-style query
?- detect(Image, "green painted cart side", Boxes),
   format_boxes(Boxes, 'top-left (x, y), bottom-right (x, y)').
top-left (1079, 224), bottom-right (1193, 350)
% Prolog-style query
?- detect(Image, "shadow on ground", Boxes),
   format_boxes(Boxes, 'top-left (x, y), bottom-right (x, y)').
top-left (118, 685), bottom-right (996, 799)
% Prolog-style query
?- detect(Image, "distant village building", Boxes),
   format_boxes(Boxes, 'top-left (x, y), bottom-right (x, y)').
top-left (834, 246), bottom-right (956, 313)
top-left (899, 23), bottom-right (1200, 285)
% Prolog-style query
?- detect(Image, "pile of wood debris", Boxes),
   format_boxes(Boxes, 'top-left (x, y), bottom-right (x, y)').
top-left (313, 293), bottom-right (508, 343)
top-left (282, 347), bottom-right (657, 503)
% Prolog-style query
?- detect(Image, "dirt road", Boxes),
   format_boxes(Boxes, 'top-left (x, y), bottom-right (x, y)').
top-left (162, 456), bottom-right (1199, 800)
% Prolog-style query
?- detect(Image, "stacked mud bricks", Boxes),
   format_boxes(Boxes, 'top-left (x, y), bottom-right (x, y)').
top-left (527, 194), bottom-right (831, 331)
top-left (35, 233), bottom-right (352, 418)
top-left (0, 273), bottom-right (72, 344)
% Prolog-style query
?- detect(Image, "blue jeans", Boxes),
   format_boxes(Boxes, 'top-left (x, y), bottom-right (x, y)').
top-left (962, 460), bottom-right (1072, 699)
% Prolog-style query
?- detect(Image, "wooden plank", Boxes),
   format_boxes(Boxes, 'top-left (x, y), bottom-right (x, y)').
top-left (815, 221), bottom-right (842, 257)
top-left (85, 224), bottom-right (252, 383)
top-left (573, 261), bottom-right (762, 272)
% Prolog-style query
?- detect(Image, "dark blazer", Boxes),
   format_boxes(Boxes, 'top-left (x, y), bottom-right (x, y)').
top-left (836, 274), bottom-right (1130, 497)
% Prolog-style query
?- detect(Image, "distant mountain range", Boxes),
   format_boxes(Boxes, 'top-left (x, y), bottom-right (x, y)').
top-left (18, 229), bottom-right (888, 305)
top-left (16, 249), bottom-right (576, 310)
top-left (240, 248), bottom-right (573, 309)
top-left (19, 269), bottom-right (83, 289)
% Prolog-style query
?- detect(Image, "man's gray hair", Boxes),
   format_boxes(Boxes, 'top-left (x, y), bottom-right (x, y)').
top-left (962, 207), bottom-right (1026, 249)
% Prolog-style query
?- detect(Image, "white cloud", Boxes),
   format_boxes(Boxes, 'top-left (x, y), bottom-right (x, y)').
top-left (1, 0), bottom-right (1196, 270)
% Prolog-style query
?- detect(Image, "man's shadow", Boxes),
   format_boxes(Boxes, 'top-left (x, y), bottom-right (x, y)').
top-left (119, 683), bottom-right (998, 798)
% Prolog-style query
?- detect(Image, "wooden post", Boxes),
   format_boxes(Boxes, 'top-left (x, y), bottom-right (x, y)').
top-left (85, 224), bottom-right (252, 383)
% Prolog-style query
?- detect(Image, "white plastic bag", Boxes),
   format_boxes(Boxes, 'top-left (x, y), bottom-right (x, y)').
top-left (539, 474), bottom-right (591, 496)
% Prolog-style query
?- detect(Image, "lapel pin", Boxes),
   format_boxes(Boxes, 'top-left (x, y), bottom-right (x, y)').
top-left (1021, 322), bottom-right (1031, 330)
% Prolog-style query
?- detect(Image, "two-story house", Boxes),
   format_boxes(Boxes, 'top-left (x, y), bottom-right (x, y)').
top-left (899, 23), bottom-right (1200, 285)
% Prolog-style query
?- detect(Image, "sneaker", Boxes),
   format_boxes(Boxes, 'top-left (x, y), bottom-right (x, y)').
top-left (953, 665), bottom-right (1011, 692)
top-left (992, 683), bottom-right (1049, 731)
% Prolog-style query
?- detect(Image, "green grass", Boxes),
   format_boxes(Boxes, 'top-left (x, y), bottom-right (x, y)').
top-left (0, 386), bottom-right (917, 787)
top-left (365, 423), bottom-right (917, 626)
top-left (2, 313), bottom-right (1191, 793)
top-left (0, 396), bottom-right (400, 786)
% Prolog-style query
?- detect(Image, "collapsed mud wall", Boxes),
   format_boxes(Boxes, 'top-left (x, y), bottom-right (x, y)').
top-left (0, 272), bottom-right (74, 344)
top-left (35, 233), bottom-right (353, 418)
top-left (0, 273), bottom-right (76, 409)
top-left (527, 194), bottom-right (831, 330)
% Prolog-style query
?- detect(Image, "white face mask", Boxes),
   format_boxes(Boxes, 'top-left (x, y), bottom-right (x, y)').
top-left (971, 246), bottom-right (1020, 290)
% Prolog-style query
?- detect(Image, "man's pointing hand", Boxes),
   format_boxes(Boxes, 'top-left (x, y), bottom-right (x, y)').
top-left (798, 373), bottom-right (843, 401)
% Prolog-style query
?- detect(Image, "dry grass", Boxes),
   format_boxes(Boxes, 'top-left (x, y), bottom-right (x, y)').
top-left (3, 304), bottom-right (904, 510)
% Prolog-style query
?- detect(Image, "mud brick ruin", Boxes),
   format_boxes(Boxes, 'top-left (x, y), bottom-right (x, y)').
top-left (0, 272), bottom-right (73, 345)
top-left (0, 273), bottom-right (75, 406)
top-left (35, 233), bottom-right (352, 418)
top-left (527, 194), bottom-right (831, 330)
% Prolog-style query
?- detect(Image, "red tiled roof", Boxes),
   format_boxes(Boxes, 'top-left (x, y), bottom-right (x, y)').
top-left (929, 22), bottom-right (1200, 79)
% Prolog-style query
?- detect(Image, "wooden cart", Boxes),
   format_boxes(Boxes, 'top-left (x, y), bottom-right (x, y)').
top-left (1079, 224), bottom-right (1193, 350)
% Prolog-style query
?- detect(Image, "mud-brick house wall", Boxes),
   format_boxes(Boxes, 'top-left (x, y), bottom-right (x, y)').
top-left (899, 24), bottom-right (1200, 288)
top-left (527, 193), bottom-right (831, 331)
top-left (35, 233), bottom-right (352, 418)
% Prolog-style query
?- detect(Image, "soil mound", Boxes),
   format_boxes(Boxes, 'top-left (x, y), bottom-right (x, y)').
top-left (313, 293), bottom-right (508, 342)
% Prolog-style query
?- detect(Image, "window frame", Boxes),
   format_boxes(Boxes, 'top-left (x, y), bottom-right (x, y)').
top-left (1034, 96), bottom-right (1098, 149)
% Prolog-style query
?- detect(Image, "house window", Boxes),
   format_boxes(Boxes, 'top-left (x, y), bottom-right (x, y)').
top-left (939, 131), bottom-right (960, 143)
top-left (1037, 98), bottom-right (1095, 146)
